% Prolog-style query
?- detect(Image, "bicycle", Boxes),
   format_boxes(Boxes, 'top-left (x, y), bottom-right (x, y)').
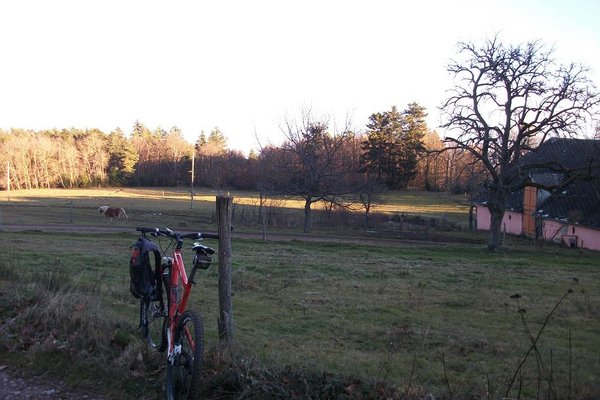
top-left (135, 226), bottom-right (218, 400)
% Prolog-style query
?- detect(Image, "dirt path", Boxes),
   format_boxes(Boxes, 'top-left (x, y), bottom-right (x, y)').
top-left (1, 223), bottom-right (133, 234)
top-left (0, 222), bottom-right (478, 247)
top-left (0, 366), bottom-right (105, 400)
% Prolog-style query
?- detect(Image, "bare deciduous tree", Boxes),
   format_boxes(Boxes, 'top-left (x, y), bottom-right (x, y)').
top-left (264, 109), bottom-right (354, 232)
top-left (441, 36), bottom-right (600, 250)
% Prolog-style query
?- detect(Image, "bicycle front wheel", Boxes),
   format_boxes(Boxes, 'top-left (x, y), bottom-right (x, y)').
top-left (166, 310), bottom-right (204, 400)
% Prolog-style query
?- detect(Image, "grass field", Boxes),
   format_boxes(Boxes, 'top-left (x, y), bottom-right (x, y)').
top-left (0, 188), bottom-right (598, 399)
top-left (0, 187), bottom-right (470, 229)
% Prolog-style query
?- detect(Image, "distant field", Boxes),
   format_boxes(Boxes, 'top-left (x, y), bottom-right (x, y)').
top-left (1, 188), bottom-right (597, 399)
top-left (0, 187), bottom-right (470, 231)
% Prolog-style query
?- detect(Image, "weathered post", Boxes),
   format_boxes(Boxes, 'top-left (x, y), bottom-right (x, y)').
top-left (216, 195), bottom-right (234, 343)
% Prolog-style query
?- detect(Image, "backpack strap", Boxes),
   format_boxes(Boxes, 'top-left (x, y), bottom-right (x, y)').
top-left (151, 249), bottom-right (164, 307)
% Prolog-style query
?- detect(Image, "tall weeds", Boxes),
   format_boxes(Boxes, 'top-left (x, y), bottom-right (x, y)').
top-left (0, 256), bottom-right (128, 357)
top-left (505, 289), bottom-right (575, 400)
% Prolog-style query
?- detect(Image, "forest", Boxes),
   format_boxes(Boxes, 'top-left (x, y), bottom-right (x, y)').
top-left (0, 104), bottom-right (485, 198)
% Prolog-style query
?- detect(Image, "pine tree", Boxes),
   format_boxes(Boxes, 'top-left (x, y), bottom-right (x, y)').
top-left (361, 104), bottom-right (426, 189)
top-left (108, 128), bottom-right (139, 186)
top-left (207, 127), bottom-right (228, 155)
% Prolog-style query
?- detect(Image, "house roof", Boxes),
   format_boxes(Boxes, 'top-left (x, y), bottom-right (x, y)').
top-left (475, 138), bottom-right (600, 228)
top-left (519, 138), bottom-right (599, 171)
top-left (534, 177), bottom-right (600, 228)
top-left (529, 138), bottom-right (600, 228)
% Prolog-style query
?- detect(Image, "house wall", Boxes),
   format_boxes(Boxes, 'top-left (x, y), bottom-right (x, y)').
top-left (476, 206), bottom-right (523, 235)
top-left (541, 219), bottom-right (567, 243)
top-left (475, 205), bottom-right (600, 251)
top-left (542, 219), bottom-right (600, 251)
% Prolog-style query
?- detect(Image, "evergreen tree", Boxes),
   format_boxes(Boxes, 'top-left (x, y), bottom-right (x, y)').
top-left (108, 128), bottom-right (139, 186)
top-left (206, 127), bottom-right (228, 155)
top-left (131, 120), bottom-right (149, 137)
top-left (195, 127), bottom-right (227, 156)
top-left (361, 104), bottom-right (426, 189)
top-left (193, 130), bottom-right (204, 155)
top-left (399, 102), bottom-right (427, 186)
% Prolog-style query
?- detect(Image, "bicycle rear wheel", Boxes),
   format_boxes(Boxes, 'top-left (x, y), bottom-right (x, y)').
top-left (166, 309), bottom-right (204, 400)
top-left (143, 288), bottom-right (167, 351)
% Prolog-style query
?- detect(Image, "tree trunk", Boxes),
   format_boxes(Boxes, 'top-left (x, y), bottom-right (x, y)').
top-left (486, 187), bottom-right (507, 251)
top-left (303, 197), bottom-right (312, 233)
top-left (488, 209), bottom-right (504, 251)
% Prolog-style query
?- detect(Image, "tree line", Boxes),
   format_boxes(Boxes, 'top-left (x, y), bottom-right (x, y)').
top-left (0, 105), bottom-right (485, 231)
top-left (0, 106), bottom-right (483, 193)
top-left (2, 35), bottom-right (597, 247)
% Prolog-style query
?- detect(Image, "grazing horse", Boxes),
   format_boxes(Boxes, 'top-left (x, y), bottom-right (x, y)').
top-left (98, 206), bottom-right (128, 220)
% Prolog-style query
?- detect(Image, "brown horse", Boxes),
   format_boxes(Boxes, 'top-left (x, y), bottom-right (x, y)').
top-left (98, 206), bottom-right (128, 220)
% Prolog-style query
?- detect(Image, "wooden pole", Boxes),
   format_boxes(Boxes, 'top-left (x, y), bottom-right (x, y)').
top-left (190, 152), bottom-right (195, 209)
top-left (216, 195), bottom-right (234, 343)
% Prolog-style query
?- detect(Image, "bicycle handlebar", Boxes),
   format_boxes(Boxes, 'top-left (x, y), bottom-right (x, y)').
top-left (136, 226), bottom-right (219, 240)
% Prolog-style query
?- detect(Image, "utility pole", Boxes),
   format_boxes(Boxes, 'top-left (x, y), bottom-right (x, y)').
top-left (190, 152), bottom-right (195, 209)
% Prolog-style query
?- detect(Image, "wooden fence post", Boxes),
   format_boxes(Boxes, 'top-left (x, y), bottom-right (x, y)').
top-left (216, 195), bottom-right (234, 344)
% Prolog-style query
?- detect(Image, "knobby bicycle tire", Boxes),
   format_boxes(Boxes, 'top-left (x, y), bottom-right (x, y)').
top-left (144, 292), bottom-right (167, 351)
top-left (166, 309), bottom-right (204, 400)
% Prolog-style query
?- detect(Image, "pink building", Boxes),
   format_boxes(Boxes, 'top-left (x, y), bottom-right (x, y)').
top-left (476, 189), bottom-right (600, 251)
top-left (476, 207), bottom-right (522, 235)
top-left (539, 218), bottom-right (600, 250)
top-left (475, 138), bottom-right (600, 252)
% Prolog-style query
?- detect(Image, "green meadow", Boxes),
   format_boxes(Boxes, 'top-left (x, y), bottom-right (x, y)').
top-left (0, 188), bottom-right (598, 399)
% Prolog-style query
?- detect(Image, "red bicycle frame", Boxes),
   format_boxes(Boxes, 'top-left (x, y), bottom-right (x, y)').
top-left (166, 245), bottom-right (194, 359)
top-left (135, 226), bottom-right (217, 367)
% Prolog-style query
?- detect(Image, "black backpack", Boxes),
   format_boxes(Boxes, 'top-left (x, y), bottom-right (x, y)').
top-left (129, 237), bottom-right (162, 301)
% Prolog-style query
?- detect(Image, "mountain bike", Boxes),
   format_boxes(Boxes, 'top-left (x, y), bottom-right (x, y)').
top-left (135, 226), bottom-right (218, 400)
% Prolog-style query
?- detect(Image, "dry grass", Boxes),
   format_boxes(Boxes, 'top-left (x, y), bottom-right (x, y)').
top-left (0, 188), bottom-right (598, 399)
top-left (0, 187), bottom-right (470, 227)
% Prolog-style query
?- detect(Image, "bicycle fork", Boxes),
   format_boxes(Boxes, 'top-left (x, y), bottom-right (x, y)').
top-left (168, 343), bottom-right (182, 365)
top-left (166, 315), bottom-right (181, 365)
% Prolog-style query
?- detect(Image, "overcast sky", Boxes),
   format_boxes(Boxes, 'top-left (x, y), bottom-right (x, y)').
top-left (1, 0), bottom-right (598, 154)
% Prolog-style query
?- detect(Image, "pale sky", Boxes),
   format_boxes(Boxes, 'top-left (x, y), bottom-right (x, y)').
top-left (1, 0), bottom-right (598, 154)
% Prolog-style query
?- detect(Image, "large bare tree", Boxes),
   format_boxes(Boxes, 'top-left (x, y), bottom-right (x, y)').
top-left (440, 36), bottom-right (600, 250)
top-left (263, 109), bottom-right (354, 232)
